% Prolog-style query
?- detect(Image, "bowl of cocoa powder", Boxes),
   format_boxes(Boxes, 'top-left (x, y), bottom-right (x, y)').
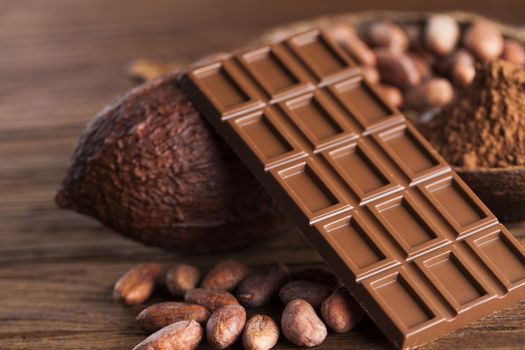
top-left (423, 60), bottom-right (525, 222)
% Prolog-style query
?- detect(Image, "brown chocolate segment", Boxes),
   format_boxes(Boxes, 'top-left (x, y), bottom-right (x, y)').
top-left (180, 29), bottom-right (525, 349)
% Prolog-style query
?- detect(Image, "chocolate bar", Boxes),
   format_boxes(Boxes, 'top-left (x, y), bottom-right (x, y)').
top-left (180, 29), bottom-right (525, 349)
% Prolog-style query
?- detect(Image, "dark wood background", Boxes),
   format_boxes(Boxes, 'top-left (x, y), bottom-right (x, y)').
top-left (1, 1), bottom-right (525, 349)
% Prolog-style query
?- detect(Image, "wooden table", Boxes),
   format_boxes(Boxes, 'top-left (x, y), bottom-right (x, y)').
top-left (1, 1), bottom-right (525, 349)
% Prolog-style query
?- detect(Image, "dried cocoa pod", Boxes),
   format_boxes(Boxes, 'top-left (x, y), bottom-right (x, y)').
top-left (320, 288), bottom-right (364, 333)
top-left (366, 21), bottom-right (409, 53)
top-left (201, 259), bottom-right (250, 291)
top-left (185, 288), bottom-right (239, 312)
top-left (279, 281), bottom-right (334, 308)
top-left (113, 263), bottom-right (160, 305)
top-left (206, 304), bottom-right (247, 349)
top-left (136, 302), bottom-right (210, 333)
top-left (375, 49), bottom-right (421, 89)
top-left (242, 315), bottom-right (280, 350)
top-left (166, 263), bottom-right (201, 297)
top-left (132, 320), bottom-right (203, 350)
top-left (463, 19), bottom-right (504, 61)
top-left (291, 267), bottom-right (339, 288)
top-left (55, 72), bottom-right (285, 253)
top-left (237, 263), bottom-right (290, 308)
top-left (501, 39), bottom-right (525, 65)
top-left (281, 299), bottom-right (327, 347)
top-left (424, 14), bottom-right (459, 56)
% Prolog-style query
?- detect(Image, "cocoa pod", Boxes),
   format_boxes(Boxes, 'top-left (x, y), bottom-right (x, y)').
top-left (55, 72), bottom-right (285, 253)
top-left (242, 315), bottom-right (280, 350)
top-left (201, 259), bottom-right (250, 291)
top-left (281, 299), bottom-right (327, 347)
top-left (113, 263), bottom-right (160, 305)
top-left (375, 49), bottom-right (421, 89)
top-left (136, 302), bottom-right (210, 333)
top-left (185, 288), bottom-right (239, 312)
top-left (206, 304), bottom-right (247, 349)
top-left (424, 14), bottom-right (459, 56)
top-left (463, 20), bottom-right (504, 61)
top-left (320, 288), bottom-right (364, 333)
top-left (404, 78), bottom-right (454, 111)
top-left (376, 84), bottom-right (403, 109)
top-left (166, 263), bottom-right (201, 297)
top-left (279, 281), bottom-right (333, 308)
top-left (291, 267), bottom-right (339, 288)
top-left (366, 21), bottom-right (408, 53)
top-left (501, 39), bottom-right (525, 65)
top-left (132, 320), bottom-right (203, 350)
top-left (237, 263), bottom-right (290, 308)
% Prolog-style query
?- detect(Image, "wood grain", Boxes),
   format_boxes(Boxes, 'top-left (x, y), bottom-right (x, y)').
top-left (1, 1), bottom-right (525, 349)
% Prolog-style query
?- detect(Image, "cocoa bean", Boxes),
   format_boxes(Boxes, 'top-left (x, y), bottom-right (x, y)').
top-left (366, 21), bottom-right (408, 53)
top-left (185, 288), bottom-right (239, 312)
top-left (403, 24), bottom-right (424, 51)
top-left (320, 288), bottom-right (364, 333)
top-left (406, 52), bottom-right (432, 81)
top-left (206, 304), bottom-right (246, 349)
top-left (424, 14), bottom-right (459, 56)
top-left (281, 299), bottom-right (327, 347)
top-left (326, 23), bottom-right (356, 44)
top-left (279, 281), bottom-right (333, 308)
top-left (438, 49), bottom-right (476, 87)
top-left (136, 302), bottom-right (210, 333)
top-left (404, 78), bottom-right (454, 111)
top-left (237, 262), bottom-right (290, 308)
top-left (242, 315), bottom-right (280, 350)
top-left (360, 66), bottom-right (380, 84)
top-left (201, 259), bottom-right (250, 291)
top-left (113, 263), bottom-right (160, 305)
top-left (501, 39), bottom-right (525, 65)
top-left (341, 33), bottom-right (376, 67)
top-left (463, 20), bottom-right (504, 61)
top-left (377, 84), bottom-right (403, 109)
top-left (375, 49), bottom-right (421, 89)
top-left (166, 263), bottom-right (201, 297)
top-left (291, 267), bottom-right (339, 288)
top-left (132, 320), bottom-right (203, 350)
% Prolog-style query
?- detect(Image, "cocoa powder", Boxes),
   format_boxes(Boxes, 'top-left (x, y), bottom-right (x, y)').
top-left (424, 60), bottom-right (525, 169)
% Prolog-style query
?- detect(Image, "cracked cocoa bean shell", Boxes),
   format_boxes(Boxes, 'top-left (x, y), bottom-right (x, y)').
top-left (55, 72), bottom-right (287, 252)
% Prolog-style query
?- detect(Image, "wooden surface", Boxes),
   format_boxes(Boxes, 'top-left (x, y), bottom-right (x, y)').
top-left (1, 1), bottom-right (525, 349)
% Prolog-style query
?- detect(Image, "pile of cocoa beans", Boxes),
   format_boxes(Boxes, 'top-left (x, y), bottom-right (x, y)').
top-left (113, 260), bottom-right (364, 350)
top-left (327, 15), bottom-right (525, 113)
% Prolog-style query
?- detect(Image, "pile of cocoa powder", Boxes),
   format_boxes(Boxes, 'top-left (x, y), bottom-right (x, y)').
top-left (424, 60), bottom-right (525, 169)
top-left (113, 260), bottom-right (363, 350)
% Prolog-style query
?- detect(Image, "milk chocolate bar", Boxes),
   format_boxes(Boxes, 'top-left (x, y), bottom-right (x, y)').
top-left (180, 29), bottom-right (525, 349)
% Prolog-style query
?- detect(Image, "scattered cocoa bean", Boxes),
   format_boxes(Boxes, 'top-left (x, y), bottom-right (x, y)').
top-left (185, 288), bottom-right (239, 312)
top-left (403, 24), bottom-right (424, 51)
top-left (404, 78), bottom-right (454, 111)
top-left (201, 259), bottom-right (250, 292)
top-left (291, 267), bottom-right (339, 288)
top-left (406, 52), bottom-right (432, 81)
top-left (206, 304), bottom-right (247, 349)
top-left (366, 21), bottom-right (408, 53)
top-left (320, 288), bottom-right (364, 334)
top-left (132, 320), bottom-right (203, 350)
top-left (113, 263), bottom-right (160, 305)
top-left (341, 33), bottom-right (377, 67)
top-left (166, 263), bottom-right (201, 297)
top-left (360, 66), bottom-right (380, 84)
top-left (377, 84), bottom-right (403, 109)
top-left (375, 49), bottom-right (421, 89)
top-left (237, 262), bottom-right (290, 308)
top-left (463, 20), bottom-right (504, 61)
top-left (327, 23), bottom-right (356, 44)
top-left (279, 280), bottom-right (333, 308)
top-left (242, 315), bottom-right (280, 350)
top-left (438, 49), bottom-right (476, 87)
top-left (424, 14), bottom-right (459, 56)
top-left (136, 302), bottom-right (210, 333)
top-left (501, 39), bottom-right (525, 65)
top-left (281, 299), bottom-right (327, 347)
